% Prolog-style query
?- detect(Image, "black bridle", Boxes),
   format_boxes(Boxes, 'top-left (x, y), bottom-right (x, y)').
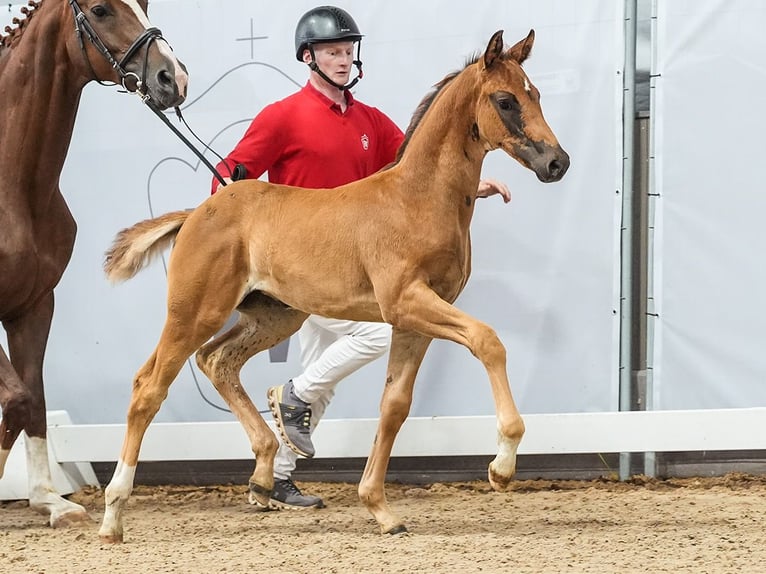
top-left (68, 0), bottom-right (229, 187)
top-left (69, 0), bottom-right (162, 94)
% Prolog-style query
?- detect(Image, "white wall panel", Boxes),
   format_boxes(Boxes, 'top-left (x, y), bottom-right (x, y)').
top-left (1, 1), bottom-right (623, 425)
top-left (651, 0), bottom-right (766, 409)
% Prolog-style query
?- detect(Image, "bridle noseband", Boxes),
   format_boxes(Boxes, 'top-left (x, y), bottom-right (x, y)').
top-left (68, 0), bottom-right (164, 96)
top-left (67, 0), bottom-right (229, 188)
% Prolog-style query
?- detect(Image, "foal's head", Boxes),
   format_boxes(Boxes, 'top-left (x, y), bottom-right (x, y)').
top-left (476, 30), bottom-right (569, 183)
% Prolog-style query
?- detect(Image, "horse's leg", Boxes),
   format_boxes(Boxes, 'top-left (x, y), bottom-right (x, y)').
top-left (0, 345), bottom-right (31, 477)
top-left (195, 293), bottom-right (308, 508)
top-left (98, 328), bottom-right (223, 542)
top-left (387, 283), bottom-right (525, 493)
top-left (99, 265), bottom-right (247, 543)
top-left (358, 329), bottom-right (432, 534)
top-left (3, 294), bottom-right (90, 526)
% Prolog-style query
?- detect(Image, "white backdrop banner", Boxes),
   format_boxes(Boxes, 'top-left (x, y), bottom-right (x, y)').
top-left (652, 0), bottom-right (766, 409)
top-left (2, 1), bottom-right (623, 424)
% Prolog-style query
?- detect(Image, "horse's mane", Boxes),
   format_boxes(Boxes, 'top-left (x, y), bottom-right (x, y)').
top-left (391, 48), bottom-right (517, 165)
top-left (1, 1), bottom-right (42, 50)
top-left (393, 53), bottom-right (484, 164)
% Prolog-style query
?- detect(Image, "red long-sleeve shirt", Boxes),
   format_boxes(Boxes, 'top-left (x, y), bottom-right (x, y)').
top-left (212, 82), bottom-right (404, 193)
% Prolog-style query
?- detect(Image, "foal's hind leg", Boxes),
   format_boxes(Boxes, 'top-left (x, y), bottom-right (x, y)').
top-left (99, 281), bottom-right (245, 542)
top-left (195, 293), bottom-right (308, 508)
top-left (358, 329), bottom-right (432, 534)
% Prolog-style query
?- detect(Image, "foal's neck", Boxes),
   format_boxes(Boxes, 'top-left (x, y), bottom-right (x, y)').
top-left (398, 69), bottom-right (485, 191)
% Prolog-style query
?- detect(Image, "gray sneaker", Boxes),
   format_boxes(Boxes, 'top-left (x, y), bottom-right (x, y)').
top-left (270, 478), bottom-right (325, 510)
top-left (266, 381), bottom-right (315, 458)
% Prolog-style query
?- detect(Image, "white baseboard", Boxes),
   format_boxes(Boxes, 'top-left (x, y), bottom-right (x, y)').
top-left (3, 407), bottom-right (765, 501)
top-left (0, 411), bottom-right (99, 500)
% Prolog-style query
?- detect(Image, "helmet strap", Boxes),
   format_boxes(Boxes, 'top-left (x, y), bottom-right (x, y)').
top-left (307, 43), bottom-right (364, 91)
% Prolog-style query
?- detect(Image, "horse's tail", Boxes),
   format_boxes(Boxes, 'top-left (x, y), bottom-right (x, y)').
top-left (104, 210), bottom-right (191, 283)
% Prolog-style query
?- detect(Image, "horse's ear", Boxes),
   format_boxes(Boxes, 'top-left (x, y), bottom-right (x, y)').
top-left (483, 30), bottom-right (505, 69)
top-left (508, 29), bottom-right (535, 64)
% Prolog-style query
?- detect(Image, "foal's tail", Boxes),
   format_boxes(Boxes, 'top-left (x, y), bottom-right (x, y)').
top-left (104, 210), bottom-right (191, 283)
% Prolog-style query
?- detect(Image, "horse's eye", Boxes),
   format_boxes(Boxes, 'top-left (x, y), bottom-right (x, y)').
top-left (497, 99), bottom-right (512, 111)
top-left (91, 5), bottom-right (108, 17)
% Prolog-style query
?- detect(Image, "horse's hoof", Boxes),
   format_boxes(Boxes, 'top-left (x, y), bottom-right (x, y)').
top-left (98, 530), bottom-right (124, 544)
top-left (488, 463), bottom-right (513, 492)
top-left (384, 524), bottom-right (409, 535)
top-left (248, 481), bottom-right (272, 510)
top-left (50, 509), bottom-right (92, 528)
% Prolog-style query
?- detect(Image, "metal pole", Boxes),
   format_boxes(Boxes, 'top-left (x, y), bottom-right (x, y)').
top-left (619, 0), bottom-right (638, 481)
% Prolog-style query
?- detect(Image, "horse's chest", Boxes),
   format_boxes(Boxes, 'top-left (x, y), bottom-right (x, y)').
top-left (421, 242), bottom-right (471, 301)
top-left (0, 199), bottom-right (76, 316)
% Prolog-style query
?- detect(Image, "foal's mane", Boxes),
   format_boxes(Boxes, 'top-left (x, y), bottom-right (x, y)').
top-left (394, 51), bottom-right (509, 164)
top-left (1, 0), bottom-right (42, 50)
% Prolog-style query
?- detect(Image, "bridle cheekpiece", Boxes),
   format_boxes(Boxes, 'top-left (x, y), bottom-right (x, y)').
top-left (68, 0), bottom-right (164, 98)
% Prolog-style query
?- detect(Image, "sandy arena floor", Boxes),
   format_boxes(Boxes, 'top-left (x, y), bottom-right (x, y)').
top-left (2, 473), bottom-right (765, 573)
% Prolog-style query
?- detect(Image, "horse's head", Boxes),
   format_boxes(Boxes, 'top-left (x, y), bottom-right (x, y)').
top-left (476, 30), bottom-right (569, 183)
top-left (68, 0), bottom-right (188, 109)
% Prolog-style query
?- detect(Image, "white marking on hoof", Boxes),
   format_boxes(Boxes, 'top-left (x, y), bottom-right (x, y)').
top-left (99, 460), bottom-right (136, 543)
top-left (23, 437), bottom-right (91, 526)
top-left (488, 430), bottom-right (521, 491)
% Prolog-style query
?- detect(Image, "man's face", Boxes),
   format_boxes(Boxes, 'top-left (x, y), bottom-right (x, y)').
top-left (304, 41), bottom-right (354, 86)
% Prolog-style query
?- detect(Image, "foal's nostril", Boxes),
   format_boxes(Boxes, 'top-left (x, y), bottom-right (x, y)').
top-left (548, 159), bottom-right (562, 178)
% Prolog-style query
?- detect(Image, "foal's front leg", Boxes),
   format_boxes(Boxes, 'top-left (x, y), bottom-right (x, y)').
top-left (359, 329), bottom-right (431, 534)
top-left (388, 283), bottom-right (525, 492)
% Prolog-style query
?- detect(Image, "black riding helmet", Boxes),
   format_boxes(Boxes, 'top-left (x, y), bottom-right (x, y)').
top-left (294, 6), bottom-right (364, 90)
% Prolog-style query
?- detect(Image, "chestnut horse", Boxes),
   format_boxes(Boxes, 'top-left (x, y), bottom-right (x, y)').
top-left (99, 29), bottom-right (569, 541)
top-left (0, 0), bottom-right (187, 526)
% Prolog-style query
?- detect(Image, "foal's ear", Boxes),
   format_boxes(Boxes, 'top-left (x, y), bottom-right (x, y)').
top-left (508, 29), bottom-right (535, 64)
top-left (483, 30), bottom-right (505, 69)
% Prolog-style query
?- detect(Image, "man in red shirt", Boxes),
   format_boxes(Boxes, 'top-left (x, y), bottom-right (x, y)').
top-left (213, 5), bottom-right (510, 509)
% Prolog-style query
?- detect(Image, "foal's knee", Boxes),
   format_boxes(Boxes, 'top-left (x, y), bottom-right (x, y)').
top-left (470, 323), bottom-right (506, 364)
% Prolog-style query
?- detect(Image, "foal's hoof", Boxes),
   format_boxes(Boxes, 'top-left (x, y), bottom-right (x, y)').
top-left (488, 463), bottom-right (513, 492)
top-left (383, 524), bottom-right (408, 535)
top-left (51, 508), bottom-right (92, 528)
top-left (248, 481), bottom-right (272, 511)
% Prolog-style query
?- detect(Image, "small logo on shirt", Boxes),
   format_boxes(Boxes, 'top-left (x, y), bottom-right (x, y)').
top-left (360, 134), bottom-right (369, 151)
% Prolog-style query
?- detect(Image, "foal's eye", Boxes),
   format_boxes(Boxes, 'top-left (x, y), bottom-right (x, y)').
top-left (497, 99), bottom-right (512, 111)
top-left (91, 5), bottom-right (108, 17)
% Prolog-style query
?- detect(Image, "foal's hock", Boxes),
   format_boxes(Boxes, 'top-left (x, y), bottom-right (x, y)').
top-left (99, 28), bottom-right (569, 542)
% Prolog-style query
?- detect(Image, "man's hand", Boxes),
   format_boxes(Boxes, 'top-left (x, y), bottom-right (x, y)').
top-left (477, 178), bottom-right (511, 203)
